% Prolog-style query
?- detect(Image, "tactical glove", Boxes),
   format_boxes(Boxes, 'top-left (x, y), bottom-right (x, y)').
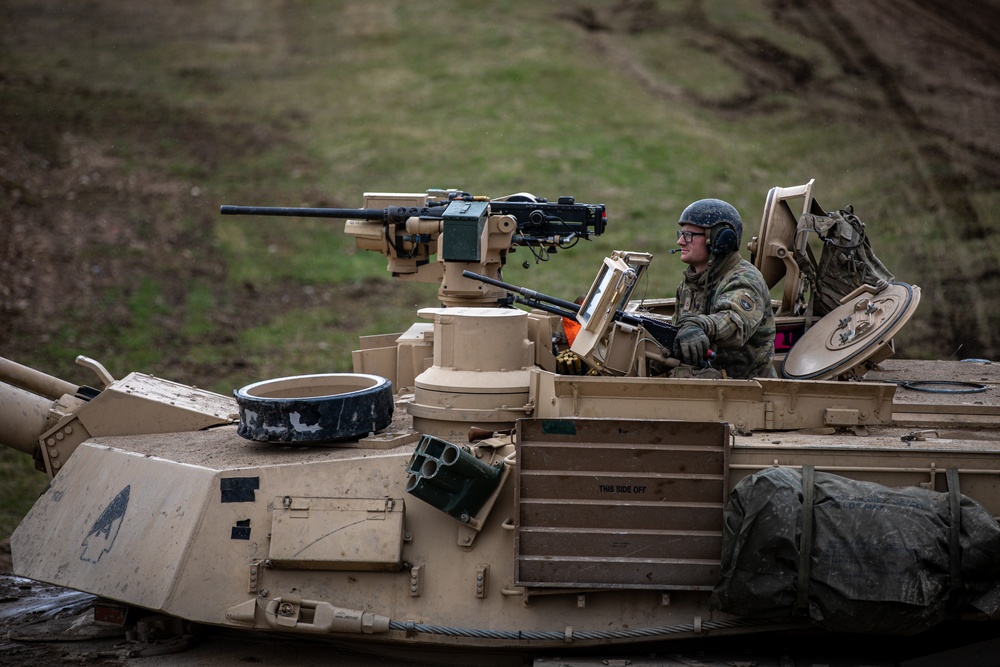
top-left (673, 317), bottom-right (712, 366)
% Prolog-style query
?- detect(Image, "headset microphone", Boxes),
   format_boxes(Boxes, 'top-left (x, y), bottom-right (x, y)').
top-left (668, 248), bottom-right (682, 254)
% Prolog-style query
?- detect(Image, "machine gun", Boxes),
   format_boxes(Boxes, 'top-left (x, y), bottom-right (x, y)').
top-left (463, 251), bottom-right (680, 376)
top-left (461, 269), bottom-right (678, 349)
top-left (221, 189), bottom-right (606, 307)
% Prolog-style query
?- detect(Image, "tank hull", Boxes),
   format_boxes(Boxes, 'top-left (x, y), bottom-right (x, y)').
top-left (11, 357), bottom-right (1000, 652)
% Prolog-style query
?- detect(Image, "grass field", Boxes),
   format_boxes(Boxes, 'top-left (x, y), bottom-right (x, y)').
top-left (2, 1), bottom-right (998, 539)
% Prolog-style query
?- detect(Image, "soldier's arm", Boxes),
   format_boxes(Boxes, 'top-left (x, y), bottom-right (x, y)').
top-left (704, 274), bottom-right (768, 349)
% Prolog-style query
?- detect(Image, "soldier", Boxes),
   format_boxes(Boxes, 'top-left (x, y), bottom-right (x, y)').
top-left (672, 199), bottom-right (776, 378)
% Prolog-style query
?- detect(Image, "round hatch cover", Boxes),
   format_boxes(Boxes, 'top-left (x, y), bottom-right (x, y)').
top-left (234, 373), bottom-right (393, 443)
top-left (781, 282), bottom-right (920, 380)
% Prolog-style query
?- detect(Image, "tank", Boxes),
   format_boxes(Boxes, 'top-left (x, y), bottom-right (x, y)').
top-left (3, 180), bottom-right (1000, 665)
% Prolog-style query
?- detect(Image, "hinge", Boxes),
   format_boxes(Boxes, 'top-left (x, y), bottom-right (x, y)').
top-left (475, 564), bottom-right (489, 599)
top-left (409, 564), bottom-right (423, 597)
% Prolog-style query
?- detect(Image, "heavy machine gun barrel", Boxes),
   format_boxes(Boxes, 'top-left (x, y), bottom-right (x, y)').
top-left (220, 204), bottom-right (444, 224)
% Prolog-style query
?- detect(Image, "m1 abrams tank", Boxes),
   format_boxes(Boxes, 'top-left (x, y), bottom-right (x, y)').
top-left (3, 180), bottom-right (1000, 665)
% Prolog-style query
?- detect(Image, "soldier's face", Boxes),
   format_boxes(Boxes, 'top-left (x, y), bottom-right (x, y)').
top-left (677, 224), bottom-right (710, 272)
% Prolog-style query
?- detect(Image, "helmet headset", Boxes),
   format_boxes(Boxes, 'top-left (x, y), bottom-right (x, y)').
top-left (677, 199), bottom-right (742, 257)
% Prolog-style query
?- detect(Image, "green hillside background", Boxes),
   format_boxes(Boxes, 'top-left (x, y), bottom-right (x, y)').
top-left (2, 0), bottom-right (999, 537)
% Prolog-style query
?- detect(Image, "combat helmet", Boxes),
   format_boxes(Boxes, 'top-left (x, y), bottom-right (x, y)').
top-left (678, 198), bottom-right (742, 256)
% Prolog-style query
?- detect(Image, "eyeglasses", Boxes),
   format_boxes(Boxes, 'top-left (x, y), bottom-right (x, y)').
top-left (677, 230), bottom-right (707, 242)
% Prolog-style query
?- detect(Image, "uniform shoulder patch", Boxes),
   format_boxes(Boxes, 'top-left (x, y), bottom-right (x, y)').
top-left (739, 293), bottom-right (755, 311)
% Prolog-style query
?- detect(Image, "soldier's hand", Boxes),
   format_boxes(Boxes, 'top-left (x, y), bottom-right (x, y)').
top-left (673, 319), bottom-right (711, 366)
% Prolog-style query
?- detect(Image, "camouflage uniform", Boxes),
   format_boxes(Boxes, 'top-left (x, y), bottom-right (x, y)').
top-left (673, 252), bottom-right (776, 379)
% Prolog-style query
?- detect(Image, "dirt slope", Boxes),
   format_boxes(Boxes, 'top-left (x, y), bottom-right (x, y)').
top-left (2, 0), bottom-right (999, 388)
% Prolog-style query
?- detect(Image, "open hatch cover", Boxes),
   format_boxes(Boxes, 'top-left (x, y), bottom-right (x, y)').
top-left (781, 282), bottom-right (921, 380)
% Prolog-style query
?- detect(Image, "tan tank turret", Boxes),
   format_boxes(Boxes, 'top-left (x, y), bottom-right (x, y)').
top-left (4, 181), bottom-right (1000, 665)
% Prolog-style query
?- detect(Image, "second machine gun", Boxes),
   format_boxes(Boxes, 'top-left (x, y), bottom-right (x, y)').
top-left (463, 251), bottom-right (683, 377)
top-left (221, 189), bottom-right (607, 307)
